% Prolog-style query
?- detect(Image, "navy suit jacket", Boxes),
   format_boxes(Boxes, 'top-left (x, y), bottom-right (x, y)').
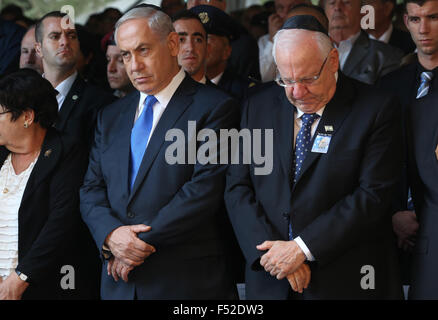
top-left (225, 75), bottom-right (403, 299)
top-left (80, 74), bottom-right (240, 299)
top-left (405, 91), bottom-right (438, 299)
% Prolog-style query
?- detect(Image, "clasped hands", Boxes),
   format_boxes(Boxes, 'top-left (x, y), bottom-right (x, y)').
top-left (105, 224), bottom-right (155, 282)
top-left (257, 240), bottom-right (310, 293)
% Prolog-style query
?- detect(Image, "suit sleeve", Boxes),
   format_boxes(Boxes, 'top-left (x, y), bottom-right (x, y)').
top-left (137, 97), bottom-right (240, 249)
top-left (80, 109), bottom-right (124, 254)
top-left (298, 95), bottom-right (403, 267)
top-left (224, 97), bottom-right (284, 270)
top-left (16, 144), bottom-right (88, 283)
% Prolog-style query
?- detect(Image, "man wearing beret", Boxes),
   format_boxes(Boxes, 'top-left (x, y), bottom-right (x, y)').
top-left (186, 0), bottom-right (261, 80)
top-left (190, 5), bottom-right (257, 103)
top-left (225, 15), bottom-right (403, 299)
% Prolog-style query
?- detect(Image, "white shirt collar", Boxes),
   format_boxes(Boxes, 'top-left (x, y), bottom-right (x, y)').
top-left (198, 75), bottom-right (207, 84)
top-left (369, 24), bottom-right (393, 44)
top-left (139, 67), bottom-right (186, 109)
top-left (334, 30), bottom-right (361, 48)
top-left (54, 71), bottom-right (78, 98)
top-left (210, 72), bottom-right (224, 85)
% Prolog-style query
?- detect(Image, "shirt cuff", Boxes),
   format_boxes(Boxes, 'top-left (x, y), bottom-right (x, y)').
top-left (294, 236), bottom-right (315, 261)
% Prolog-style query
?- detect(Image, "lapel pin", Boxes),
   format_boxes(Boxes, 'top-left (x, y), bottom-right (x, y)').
top-left (72, 95), bottom-right (78, 101)
top-left (325, 125), bottom-right (334, 132)
top-left (44, 149), bottom-right (52, 157)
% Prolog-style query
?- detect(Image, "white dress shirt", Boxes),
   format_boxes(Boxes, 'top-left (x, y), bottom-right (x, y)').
top-left (258, 33), bottom-right (277, 83)
top-left (368, 24), bottom-right (393, 44)
top-left (334, 31), bottom-right (361, 70)
top-left (292, 106), bottom-right (326, 262)
top-left (54, 71), bottom-right (78, 111)
top-left (0, 154), bottom-right (38, 280)
top-left (135, 68), bottom-right (186, 147)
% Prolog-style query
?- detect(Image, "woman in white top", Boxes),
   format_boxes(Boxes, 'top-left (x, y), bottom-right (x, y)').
top-left (0, 69), bottom-right (94, 300)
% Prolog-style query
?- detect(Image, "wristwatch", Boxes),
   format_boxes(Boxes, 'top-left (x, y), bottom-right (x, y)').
top-left (15, 270), bottom-right (30, 283)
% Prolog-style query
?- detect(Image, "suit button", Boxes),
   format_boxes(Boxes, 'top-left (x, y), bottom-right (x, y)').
top-left (282, 212), bottom-right (289, 220)
top-left (127, 211), bottom-right (135, 218)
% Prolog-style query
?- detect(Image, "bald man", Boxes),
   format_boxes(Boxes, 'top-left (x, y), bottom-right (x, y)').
top-left (225, 15), bottom-right (403, 299)
top-left (19, 26), bottom-right (43, 74)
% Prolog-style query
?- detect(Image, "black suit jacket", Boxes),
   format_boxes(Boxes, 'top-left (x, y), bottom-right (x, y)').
top-left (388, 28), bottom-right (416, 55)
top-left (80, 74), bottom-right (240, 299)
top-left (55, 75), bottom-right (116, 150)
top-left (225, 75), bottom-right (403, 299)
top-left (404, 89), bottom-right (438, 299)
top-left (0, 129), bottom-right (99, 299)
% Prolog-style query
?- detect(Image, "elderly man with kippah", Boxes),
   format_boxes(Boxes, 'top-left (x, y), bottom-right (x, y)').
top-left (225, 15), bottom-right (404, 300)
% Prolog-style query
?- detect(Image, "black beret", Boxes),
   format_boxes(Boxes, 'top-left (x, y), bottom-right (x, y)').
top-left (281, 15), bottom-right (328, 36)
top-left (189, 5), bottom-right (239, 41)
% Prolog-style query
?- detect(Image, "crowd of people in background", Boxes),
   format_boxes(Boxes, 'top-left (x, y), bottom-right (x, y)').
top-left (0, 0), bottom-right (437, 300)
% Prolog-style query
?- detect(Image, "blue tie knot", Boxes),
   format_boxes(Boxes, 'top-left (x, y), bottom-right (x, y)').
top-left (417, 72), bottom-right (434, 99)
top-left (301, 113), bottom-right (319, 127)
top-left (421, 71), bottom-right (433, 83)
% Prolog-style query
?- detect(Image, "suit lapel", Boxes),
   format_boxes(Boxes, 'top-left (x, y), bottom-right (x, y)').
top-left (293, 74), bottom-right (355, 189)
top-left (128, 76), bottom-right (196, 202)
top-left (110, 92), bottom-right (139, 198)
top-left (342, 31), bottom-right (369, 76)
top-left (273, 88), bottom-right (295, 180)
top-left (20, 129), bottom-right (63, 203)
top-left (55, 75), bottom-right (85, 131)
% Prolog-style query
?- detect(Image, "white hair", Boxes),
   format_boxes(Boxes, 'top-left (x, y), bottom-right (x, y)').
top-left (114, 7), bottom-right (174, 44)
top-left (272, 29), bottom-right (334, 65)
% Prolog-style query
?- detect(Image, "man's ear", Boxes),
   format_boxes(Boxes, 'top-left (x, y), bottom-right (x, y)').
top-left (403, 13), bottom-right (410, 31)
top-left (328, 48), bottom-right (339, 73)
top-left (35, 41), bottom-right (43, 59)
top-left (222, 39), bottom-right (232, 61)
top-left (167, 31), bottom-right (180, 57)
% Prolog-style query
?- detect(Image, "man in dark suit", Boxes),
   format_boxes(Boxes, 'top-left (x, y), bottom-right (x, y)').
top-left (186, 0), bottom-right (261, 80)
top-left (34, 11), bottom-right (115, 149)
top-left (323, 0), bottom-right (404, 84)
top-left (364, 0), bottom-right (416, 55)
top-left (224, 15), bottom-right (403, 299)
top-left (380, 0), bottom-right (438, 299)
top-left (190, 5), bottom-right (257, 102)
top-left (34, 11), bottom-right (115, 299)
top-left (80, 6), bottom-right (240, 300)
top-left (0, 18), bottom-right (25, 75)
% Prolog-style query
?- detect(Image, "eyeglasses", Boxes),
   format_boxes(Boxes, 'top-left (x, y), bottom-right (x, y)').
top-left (275, 53), bottom-right (330, 88)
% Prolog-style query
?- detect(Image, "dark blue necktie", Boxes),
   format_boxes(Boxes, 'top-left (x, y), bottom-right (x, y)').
top-left (129, 95), bottom-right (157, 191)
top-left (289, 113), bottom-right (320, 240)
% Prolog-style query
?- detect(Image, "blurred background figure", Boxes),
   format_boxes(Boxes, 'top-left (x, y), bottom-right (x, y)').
top-left (161, 0), bottom-right (186, 16)
top-left (363, 0), bottom-right (415, 55)
top-left (240, 4), bottom-right (265, 37)
top-left (258, 0), bottom-right (310, 82)
top-left (323, 0), bottom-right (404, 84)
top-left (0, 18), bottom-right (25, 75)
top-left (75, 24), bottom-right (109, 89)
top-left (0, 4), bottom-right (23, 22)
top-left (102, 31), bottom-right (134, 98)
top-left (19, 25), bottom-right (43, 74)
top-left (100, 8), bottom-right (122, 36)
